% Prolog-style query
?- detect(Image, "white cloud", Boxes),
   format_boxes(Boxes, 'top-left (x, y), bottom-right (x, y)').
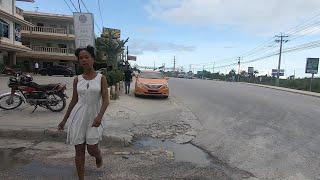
top-left (135, 27), bottom-right (158, 34)
top-left (128, 39), bottom-right (195, 55)
top-left (145, 0), bottom-right (320, 35)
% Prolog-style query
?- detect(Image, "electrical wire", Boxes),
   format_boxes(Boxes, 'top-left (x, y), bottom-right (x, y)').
top-left (97, 0), bottom-right (104, 27)
top-left (69, 0), bottom-right (79, 12)
top-left (79, 0), bottom-right (102, 34)
top-left (63, 0), bottom-right (74, 13)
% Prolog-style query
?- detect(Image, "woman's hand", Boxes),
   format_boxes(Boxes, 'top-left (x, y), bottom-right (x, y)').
top-left (92, 116), bottom-right (102, 127)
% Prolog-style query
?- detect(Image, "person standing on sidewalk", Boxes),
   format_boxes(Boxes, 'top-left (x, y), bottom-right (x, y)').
top-left (124, 66), bottom-right (133, 94)
top-left (58, 46), bottom-right (109, 180)
top-left (34, 62), bottom-right (39, 74)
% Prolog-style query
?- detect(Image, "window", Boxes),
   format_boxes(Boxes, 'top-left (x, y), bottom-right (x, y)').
top-left (15, 23), bottom-right (21, 42)
top-left (58, 44), bottom-right (67, 48)
top-left (37, 23), bottom-right (44, 27)
top-left (0, 19), bottom-right (9, 38)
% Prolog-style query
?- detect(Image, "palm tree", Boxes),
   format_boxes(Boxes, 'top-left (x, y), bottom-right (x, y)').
top-left (96, 32), bottom-right (129, 70)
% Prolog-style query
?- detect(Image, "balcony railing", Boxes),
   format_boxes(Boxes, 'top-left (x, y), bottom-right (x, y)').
top-left (26, 45), bottom-right (75, 55)
top-left (22, 26), bottom-right (74, 35)
top-left (15, 7), bottom-right (24, 17)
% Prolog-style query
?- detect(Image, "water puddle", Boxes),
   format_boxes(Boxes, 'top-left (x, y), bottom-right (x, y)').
top-left (0, 148), bottom-right (28, 170)
top-left (133, 137), bottom-right (211, 166)
top-left (0, 148), bottom-right (102, 179)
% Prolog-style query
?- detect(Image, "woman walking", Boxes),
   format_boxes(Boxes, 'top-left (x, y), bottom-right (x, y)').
top-left (58, 46), bottom-right (109, 180)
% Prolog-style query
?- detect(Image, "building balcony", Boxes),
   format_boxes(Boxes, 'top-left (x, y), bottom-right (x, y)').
top-left (17, 45), bottom-right (76, 61)
top-left (21, 26), bottom-right (75, 41)
top-left (15, 7), bottom-right (24, 19)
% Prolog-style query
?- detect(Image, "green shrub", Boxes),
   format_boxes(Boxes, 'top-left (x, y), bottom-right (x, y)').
top-left (102, 69), bottom-right (124, 87)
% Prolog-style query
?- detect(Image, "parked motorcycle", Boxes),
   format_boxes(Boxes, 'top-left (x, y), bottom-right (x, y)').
top-left (0, 74), bottom-right (67, 113)
top-left (1, 66), bottom-right (21, 76)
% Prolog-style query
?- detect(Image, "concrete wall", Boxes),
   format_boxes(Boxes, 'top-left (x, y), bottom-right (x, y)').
top-left (0, 0), bottom-right (14, 15)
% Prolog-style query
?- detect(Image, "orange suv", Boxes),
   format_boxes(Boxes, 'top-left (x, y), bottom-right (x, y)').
top-left (134, 71), bottom-right (169, 98)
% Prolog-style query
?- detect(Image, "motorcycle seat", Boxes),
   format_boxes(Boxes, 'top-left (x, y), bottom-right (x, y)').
top-left (28, 82), bottom-right (59, 91)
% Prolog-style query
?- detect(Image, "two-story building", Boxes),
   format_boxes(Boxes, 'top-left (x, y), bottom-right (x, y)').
top-left (0, 0), bottom-right (33, 66)
top-left (18, 11), bottom-right (76, 72)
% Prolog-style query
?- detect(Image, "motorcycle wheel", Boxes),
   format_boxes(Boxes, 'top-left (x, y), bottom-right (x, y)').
top-left (0, 94), bottom-right (23, 110)
top-left (46, 94), bottom-right (66, 112)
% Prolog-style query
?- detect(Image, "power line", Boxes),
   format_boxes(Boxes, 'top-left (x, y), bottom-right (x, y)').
top-left (63, 0), bottom-right (74, 13)
top-left (78, 0), bottom-right (82, 13)
top-left (214, 39), bottom-right (320, 70)
top-left (80, 0), bottom-right (89, 12)
top-left (79, 0), bottom-right (102, 34)
top-left (193, 10), bottom-right (320, 71)
top-left (97, 0), bottom-right (104, 27)
top-left (69, 0), bottom-right (79, 12)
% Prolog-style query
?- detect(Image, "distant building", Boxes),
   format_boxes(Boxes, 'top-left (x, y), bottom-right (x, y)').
top-left (18, 11), bottom-right (76, 72)
top-left (0, 0), bottom-right (33, 66)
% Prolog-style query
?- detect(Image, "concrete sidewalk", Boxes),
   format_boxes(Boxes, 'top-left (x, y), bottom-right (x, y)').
top-left (0, 88), bottom-right (189, 149)
top-left (0, 95), bottom-right (135, 147)
top-left (244, 83), bottom-right (320, 98)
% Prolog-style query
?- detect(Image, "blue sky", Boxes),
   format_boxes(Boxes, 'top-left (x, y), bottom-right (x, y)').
top-left (17, 0), bottom-right (320, 78)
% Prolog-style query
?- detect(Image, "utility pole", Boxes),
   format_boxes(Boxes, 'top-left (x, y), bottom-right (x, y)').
top-left (212, 61), bottom-right (215, 74)
top-left (173, 56), bottom-right (176, 72)
top-left (126, 46), bottom-right (129, 62)
top-left (78, 0), bottom-right (82, 13)
top-left (275, 33), bottom-right (289, 86)
top-left (237, 57), bottom-right (241, 82)
top-left (154, 60), bottom-right (155, 70)
top-left (202, 65), bottom-right (205, 79)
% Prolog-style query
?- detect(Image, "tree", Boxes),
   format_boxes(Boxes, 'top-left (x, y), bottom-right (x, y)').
top-left (240, 70), bottom-right (247, 77)
top-left (229, 69), bottom-right (236, 76)
top-left (96, 32), bottom-right (129, 70)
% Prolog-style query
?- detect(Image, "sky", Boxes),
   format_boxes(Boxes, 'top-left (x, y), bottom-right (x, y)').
top-left (16, 0), bottom-right (320, 78)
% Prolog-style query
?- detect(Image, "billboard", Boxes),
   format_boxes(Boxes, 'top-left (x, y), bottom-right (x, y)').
top-left (102, 27), bottom-right (121, 39)
top-left (127, 55), bottom-right (137, 61)
top-left (248, 67), bottom-right (254, 75)
top-left (272, 69), bottom-right (284, 77)
top-left (306, 58), bottom-right (319, 74)
top-left (73, 13), bottom-right (95, 48)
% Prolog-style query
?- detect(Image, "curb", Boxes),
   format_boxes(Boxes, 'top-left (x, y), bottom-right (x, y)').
top-left (243, 83), bottom-right (320, 98)
top-left (0, 128), bottom-right (133, 147)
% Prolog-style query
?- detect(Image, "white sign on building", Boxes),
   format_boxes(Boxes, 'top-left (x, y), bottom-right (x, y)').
top-left (73, 13), bottom-right (95, 48)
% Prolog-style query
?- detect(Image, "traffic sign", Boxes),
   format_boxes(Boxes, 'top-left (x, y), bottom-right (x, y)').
top-left (306, 58), bottom-right (319, 74)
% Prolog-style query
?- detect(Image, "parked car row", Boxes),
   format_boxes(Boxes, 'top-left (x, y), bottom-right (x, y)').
top-left (39, 65), bottom-right (74, 77)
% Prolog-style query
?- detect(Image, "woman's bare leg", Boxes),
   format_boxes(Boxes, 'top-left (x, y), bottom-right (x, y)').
top-left (87, 144), bottom-right (103, 168)
top-left (75, 143), bottom-right (86, 180)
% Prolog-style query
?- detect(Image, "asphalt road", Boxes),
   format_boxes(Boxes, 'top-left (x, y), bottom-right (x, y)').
top-left (169, 78), bottom-right (320, 180)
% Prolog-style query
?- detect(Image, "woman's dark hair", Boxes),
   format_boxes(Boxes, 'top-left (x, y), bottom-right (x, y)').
top-left (75, 45), bottom-right (95, 60)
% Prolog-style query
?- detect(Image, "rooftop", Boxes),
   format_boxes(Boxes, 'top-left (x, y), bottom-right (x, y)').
top-left (23, 11), bottom-right (73, 21)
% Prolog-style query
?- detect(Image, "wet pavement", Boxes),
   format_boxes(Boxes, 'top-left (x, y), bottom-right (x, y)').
top-left (0, 137), bottom-right (254, 180)
top-left (133, 137), bottom-right (211, 166)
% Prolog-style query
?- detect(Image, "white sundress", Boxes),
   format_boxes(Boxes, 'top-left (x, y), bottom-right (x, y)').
top-left (66, 73), bottom-right (104, 145)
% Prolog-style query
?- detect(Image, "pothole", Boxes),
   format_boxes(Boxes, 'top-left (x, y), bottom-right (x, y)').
top-left (132, 137), bottom-right (255, 179)
top-left (133, 137), bottom-right (211, 167)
